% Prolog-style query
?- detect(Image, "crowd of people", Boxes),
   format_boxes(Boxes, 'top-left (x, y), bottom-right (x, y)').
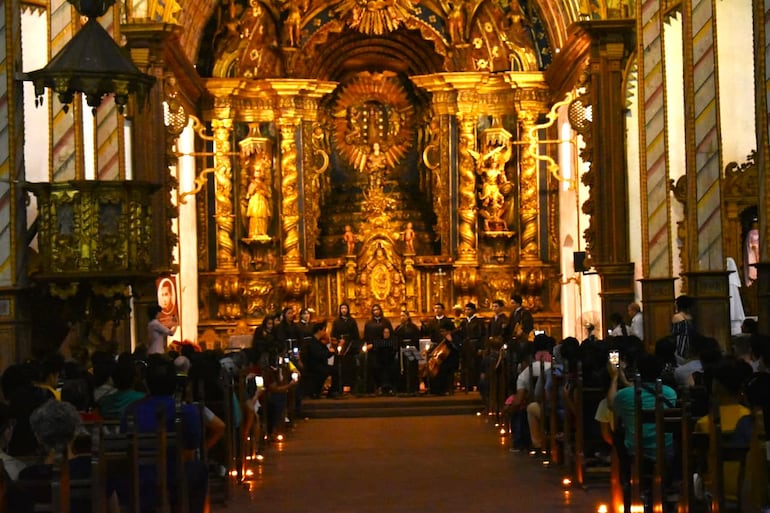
top-left (1, 294), bottom-right (768, 511)
top-left (496, 296), bottom-right (770, 512)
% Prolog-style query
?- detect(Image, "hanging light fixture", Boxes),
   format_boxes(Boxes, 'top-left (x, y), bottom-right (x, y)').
top-left (26, 0), bottom-right (155, 114)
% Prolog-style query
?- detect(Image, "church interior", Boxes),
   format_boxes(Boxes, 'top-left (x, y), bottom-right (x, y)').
top-left (0, 0), bottom-right (763, 362)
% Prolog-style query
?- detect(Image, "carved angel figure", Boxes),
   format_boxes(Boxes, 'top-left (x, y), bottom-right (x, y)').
top-left (469, 142), bottom-right (512, 230)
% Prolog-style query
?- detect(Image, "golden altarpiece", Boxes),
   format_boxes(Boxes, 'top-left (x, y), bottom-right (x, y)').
top-left (187, 0), bottom-right (571, 340)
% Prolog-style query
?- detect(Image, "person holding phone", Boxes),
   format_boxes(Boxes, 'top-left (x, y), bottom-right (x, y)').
top-left (260, 352), bottom-right (298, 439)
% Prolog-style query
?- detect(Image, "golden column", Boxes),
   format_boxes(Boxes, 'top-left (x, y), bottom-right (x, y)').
top-left (211, 117), bottom-right (236, 269)
top-left (508, 74), bottom-right (549, 261)
top-left (269, 80), bottom-right (335, 288)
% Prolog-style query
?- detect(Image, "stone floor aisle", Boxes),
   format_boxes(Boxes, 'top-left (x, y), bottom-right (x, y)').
top-left (218, 414), bottom-right (610, 513)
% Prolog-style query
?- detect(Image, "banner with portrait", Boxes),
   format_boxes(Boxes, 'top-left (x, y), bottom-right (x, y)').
top-left (155, 276), bottom-right (178, 329)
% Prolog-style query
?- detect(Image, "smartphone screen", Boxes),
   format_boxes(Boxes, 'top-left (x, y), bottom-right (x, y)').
top-left (254, 376), bottom-right (264, 388)
top-left (609, 350), bottom-right (620, 366)
top-left (291, 372), bottom-right (299, 381)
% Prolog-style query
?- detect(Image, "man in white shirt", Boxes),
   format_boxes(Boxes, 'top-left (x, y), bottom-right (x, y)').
top-left (147, 303), bottom-right (177, 354)
top-left (628, 302), bottom-right (644, 341)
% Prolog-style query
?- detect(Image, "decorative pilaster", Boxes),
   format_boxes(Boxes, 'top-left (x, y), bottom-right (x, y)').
top-left (682, 0), bottom-right (724, 271)
top-left (578, 20), bottom-right (636, 268)
top-left (637, 0), bottom-right (672, 278)
top-left (517, 109), bottom-right (542, 260)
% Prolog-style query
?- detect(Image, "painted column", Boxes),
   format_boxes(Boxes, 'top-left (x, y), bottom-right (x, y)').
top-left (49, 0), bottom-right (80, 182)
top-left (0, 0), bottom-right (28, 363)
top-left (636, 1), bottom-right (677, 346)
top-left (638, 0), bottom-right (672, 278)
top-left (681, 0), bottom-right (729, 346)
top-left (95, 6), bottom-right (122, 180)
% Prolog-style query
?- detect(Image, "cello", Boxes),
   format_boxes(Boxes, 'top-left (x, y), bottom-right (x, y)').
top-left (427, 339), bottom-right (451, 378)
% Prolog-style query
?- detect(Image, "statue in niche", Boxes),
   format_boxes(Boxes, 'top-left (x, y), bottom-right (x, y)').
top-left (245, 151), bottom-right (272, 240)
top-left (441, 1), bottom-right (467, 44)
top-left (343, 225), bottom-right (358, 255)
top-left (284, 2), bottom-right (302, 47)
top-left (402, 222), bottom-right (415, 254)
top-left (360, 142), bottom-right (388, 190)
top-left (471, 141), bottom-right (513, 231)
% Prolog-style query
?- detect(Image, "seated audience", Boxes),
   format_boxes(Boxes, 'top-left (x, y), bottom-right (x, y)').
top-left (17, 400), bottom-right (91, 512)
top-left (97, 353), bottom-right (146, 420)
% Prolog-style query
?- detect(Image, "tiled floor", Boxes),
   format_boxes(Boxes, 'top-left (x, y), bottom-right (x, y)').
top-left (218, 414), bottom-right (610, 513)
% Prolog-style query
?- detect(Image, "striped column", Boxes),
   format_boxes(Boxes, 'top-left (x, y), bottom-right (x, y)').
top-left (638, 0), bottom-right (672, 277)
top-left (0, 0), bottom-right (24, 285)
top-left (49, 0), bottom-right (77, 182)
top-left (96, 7), bottom-right (122, 181)
top-left (682, 0), bottom-right (723, 270)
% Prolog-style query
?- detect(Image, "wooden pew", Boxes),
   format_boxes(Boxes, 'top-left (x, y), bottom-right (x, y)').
top-left (548, 366), bottom-right (562, 465)
top-left (631, 378), bottom-right (691, 513)
top-left (126, 404), bottom-right (189, 513)
top-left (706, 399), bottom-right (750, 513)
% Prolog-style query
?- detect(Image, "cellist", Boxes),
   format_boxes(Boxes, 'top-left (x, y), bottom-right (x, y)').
top-left (427, 326), bottom-right (459, 395)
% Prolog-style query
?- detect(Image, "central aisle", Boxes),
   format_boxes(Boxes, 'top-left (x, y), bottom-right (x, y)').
top-left (225, 415), bottom-right (608, 513)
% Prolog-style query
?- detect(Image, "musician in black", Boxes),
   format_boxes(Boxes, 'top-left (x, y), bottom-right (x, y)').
top-left (395, 311), bottom-right (421, 347)
top-left (274, 306), bottom-right (300, 355)
top-left (461, 302), bottom-right (486, 392)
top-left (330, 303), bottom-right (361, 394)
top-left (421, 302), bottom-right (455, 346)
top-left (427, 325), bottom-right (460, 395)
top-left (363, 304), bottom-right (395, 394)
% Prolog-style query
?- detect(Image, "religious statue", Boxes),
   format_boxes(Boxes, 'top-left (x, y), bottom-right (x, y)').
top-left (361, 142), bottom-right (388, 190)
top-left (343, 225), bottom-right (357, 255)
top-left (245, 152), bottom-right (272, 240)
top-left (444, 1), bottom-right (466, 44)
top-left (284, 2), bottom-right (302, 47)
top-left (471, 142), bottom-right (513, 231)
top-left (402, 222), bottom-right (415, 254)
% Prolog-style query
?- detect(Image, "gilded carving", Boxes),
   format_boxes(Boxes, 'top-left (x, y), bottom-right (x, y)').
top-left (352, 239), bottom-right (406, 315)
top-left (239, 128), bottom-right (273, 241)
top-left (471, 121), bottom-right (513, 231)
top-left (517, 109), bottom-right (540, 259)
top-left (243, 278), bottom-right (274, 316)
top-left (302, 122), bottom-right (331, 256)
top-left (212, 118), bottom-right (235, 269)
top-left (279, 122), bottom-right (302, 269)
top-left (335, 0), bottom-right (416, 35)
top-left (457, 114), bottom-right (478, 262)
top-left (331, 72), bottom-right (414, 174)
top-left (214, 275), bottom-right (241, 320)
